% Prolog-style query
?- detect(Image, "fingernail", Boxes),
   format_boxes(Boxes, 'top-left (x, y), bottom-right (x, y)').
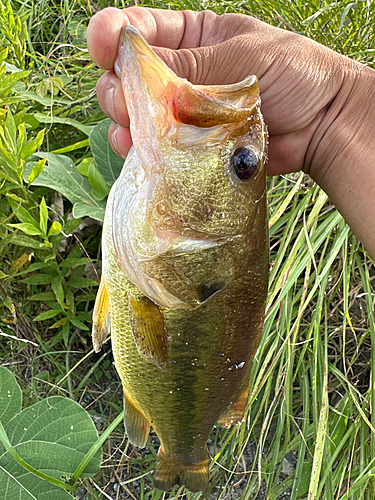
top-left (111, 124), bottom-right (126, 159)
top-left (105, 85), bottom-right (117, 122)
top-left (111, 124), bottom-right (120, 153)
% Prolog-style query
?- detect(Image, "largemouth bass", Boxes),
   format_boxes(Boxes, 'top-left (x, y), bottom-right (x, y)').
top-left (92, 25), bottom-right (268, 493)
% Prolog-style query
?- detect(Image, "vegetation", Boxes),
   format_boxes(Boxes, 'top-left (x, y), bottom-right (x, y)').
top-left (0, 0), bottom-right (374, 499)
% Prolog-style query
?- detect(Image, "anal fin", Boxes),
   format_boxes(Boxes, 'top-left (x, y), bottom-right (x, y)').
top-left (123, 390), bottom-right (150, 448)
top-left (153, 448), bottom-right (209, 493)
top-left (217, 386), bottom-right (249, 428)
top-left (128, 295), bottom-right (168, 370)
top-left (92, 279), bottom-right (111, 352)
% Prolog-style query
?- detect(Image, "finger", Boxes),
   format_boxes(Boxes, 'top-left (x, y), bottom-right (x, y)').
top-left (96, 70), bottom-right (129, 127)
top-left (87, 6), bottom-right (262, 70)
top-left (109, 122), bottom-right (133, 160)
top-left (87, 7), bottom-right (192, 70)
top-left (156, 37), bottom-right (258, 85)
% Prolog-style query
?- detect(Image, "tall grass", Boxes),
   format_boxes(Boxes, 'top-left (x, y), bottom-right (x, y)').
top-left (1, 0), bottom-right (374, 499)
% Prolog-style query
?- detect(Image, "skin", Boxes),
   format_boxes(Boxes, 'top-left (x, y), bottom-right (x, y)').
top-left (87, 7), bottom-right (375, 258)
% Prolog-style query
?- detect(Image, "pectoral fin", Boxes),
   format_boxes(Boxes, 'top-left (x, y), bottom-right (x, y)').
top-left (123, 390), bottom-right (150, 448)
top-left (92, 279), bottom-right (111, 352)
top-left (217, 386), bottom-right (249, 428)
top-left (128, 295), bottom-right (168, 370)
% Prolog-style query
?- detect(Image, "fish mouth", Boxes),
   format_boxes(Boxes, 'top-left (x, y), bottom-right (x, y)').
top-left (114, 25), bottom-right (261, 155)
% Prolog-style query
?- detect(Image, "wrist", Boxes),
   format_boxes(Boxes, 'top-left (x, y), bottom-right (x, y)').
top-left (306, 59), bottom-right (375, 257)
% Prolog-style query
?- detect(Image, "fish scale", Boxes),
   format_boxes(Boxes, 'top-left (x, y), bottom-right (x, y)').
top-left (92, 25), bottom-right (269, 492)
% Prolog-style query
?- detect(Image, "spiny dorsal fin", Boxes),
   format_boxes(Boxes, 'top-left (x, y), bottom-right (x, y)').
top-left (92, 278), bottom-right (111, 352)
top-left (128, 295), bottom-right (168, 370)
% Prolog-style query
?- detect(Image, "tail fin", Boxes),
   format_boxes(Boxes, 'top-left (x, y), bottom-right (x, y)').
top-left (153, 448), bottom-right (209, 493)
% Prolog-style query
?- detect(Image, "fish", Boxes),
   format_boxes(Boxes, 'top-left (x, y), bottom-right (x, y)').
top-left (92, 25), bottom-right (269, 493)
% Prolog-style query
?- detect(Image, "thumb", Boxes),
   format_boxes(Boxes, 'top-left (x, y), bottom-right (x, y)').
top-left (153, 40), bottom-right (250, 86)
top-left (152, 45), bottom-right (215, 85)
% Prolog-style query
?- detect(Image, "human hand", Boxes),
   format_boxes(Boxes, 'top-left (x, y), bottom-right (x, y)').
top-left (87, 7), bottom-right (353, 177)
top-left (87, 7), bottom-right (375, 257)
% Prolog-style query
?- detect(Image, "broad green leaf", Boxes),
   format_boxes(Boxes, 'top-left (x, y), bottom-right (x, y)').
top-left (21, 128), bottom-right (45, 160)
top-left (0, 391), bottom-right (101, 499)
top-left (48, 221), bottom-right (62, 237)
top-left (89, 118), bottom-right (123, 185)
top-left (39, 197), bottom-right (48, 236)
top-left (14, 108), bottom-right (31, 128)
top-left (295, 460), bottom-right (313, 498)
top-left (16, 122), bottom-right (26, 155)
top-left (14, 84), bottom-right (79, 107)
top-left (70, 318), bottom-right (89, 331)
top-left (76, 157), bottom-right (93, 177)
top-left (88, 161), bottom-right (110, 201)
top-left (8, 222), bottom-right (44, 237)
top-left (27, 157), bottom-right (46, 184)
top-left (5, 397), bottom-right (101, 477)
top-left (60, 258), bottom-right (91, 268)
top-left (0, 368), bottom-right (22, 424)
top-left (0, 465), bottom-right (74, 500)
top-left (28, 292), bottom-right (56, 301)
top-left (52, 76), bottom-right (64, 90)
top-left (9, 233), bottom-right (49, 249)
top-left (24, 153), bottom-right (106, 221)
top-left (65, 290), bottom-right (75, 314)
top-left (17, 262), bottom-right (48, 274)
top-left (67, 18), bottom-right (87, 46)
top-left (67, 276), bottom-right (98, 288)
top-left (34, 113), bottom-right (93, 136)
top-left (72, 202), bottom-right (105, 221)
top-left (8, 198), bottom-right (38, 226)
top-left (0, 70), bottom-right (30, 98)
top-left (4, 107), bottom-right (17, 151)
top-left (20, 275), bottom-right (52, 285)
top-left (24, 153), bottom-right (88, 204)
top-left (33, 309), bottom-right (62, 321)
top-left (52, 277), bottom-right (64, 307)
top-left (0, 49), bottom-right (8, 67)
top-left (36, 80), bottom-right (48, 98)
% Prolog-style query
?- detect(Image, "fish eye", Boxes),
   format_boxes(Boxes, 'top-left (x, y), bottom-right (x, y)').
top-left (231, 147), bottom-right (258, 180)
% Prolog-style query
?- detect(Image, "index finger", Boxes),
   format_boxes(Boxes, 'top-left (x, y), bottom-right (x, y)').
top-left (87, 7), bottom-right (206, 70)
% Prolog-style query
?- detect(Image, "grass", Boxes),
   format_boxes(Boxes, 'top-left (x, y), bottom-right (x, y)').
top-left (1, 0), bottom-right (375, 499)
